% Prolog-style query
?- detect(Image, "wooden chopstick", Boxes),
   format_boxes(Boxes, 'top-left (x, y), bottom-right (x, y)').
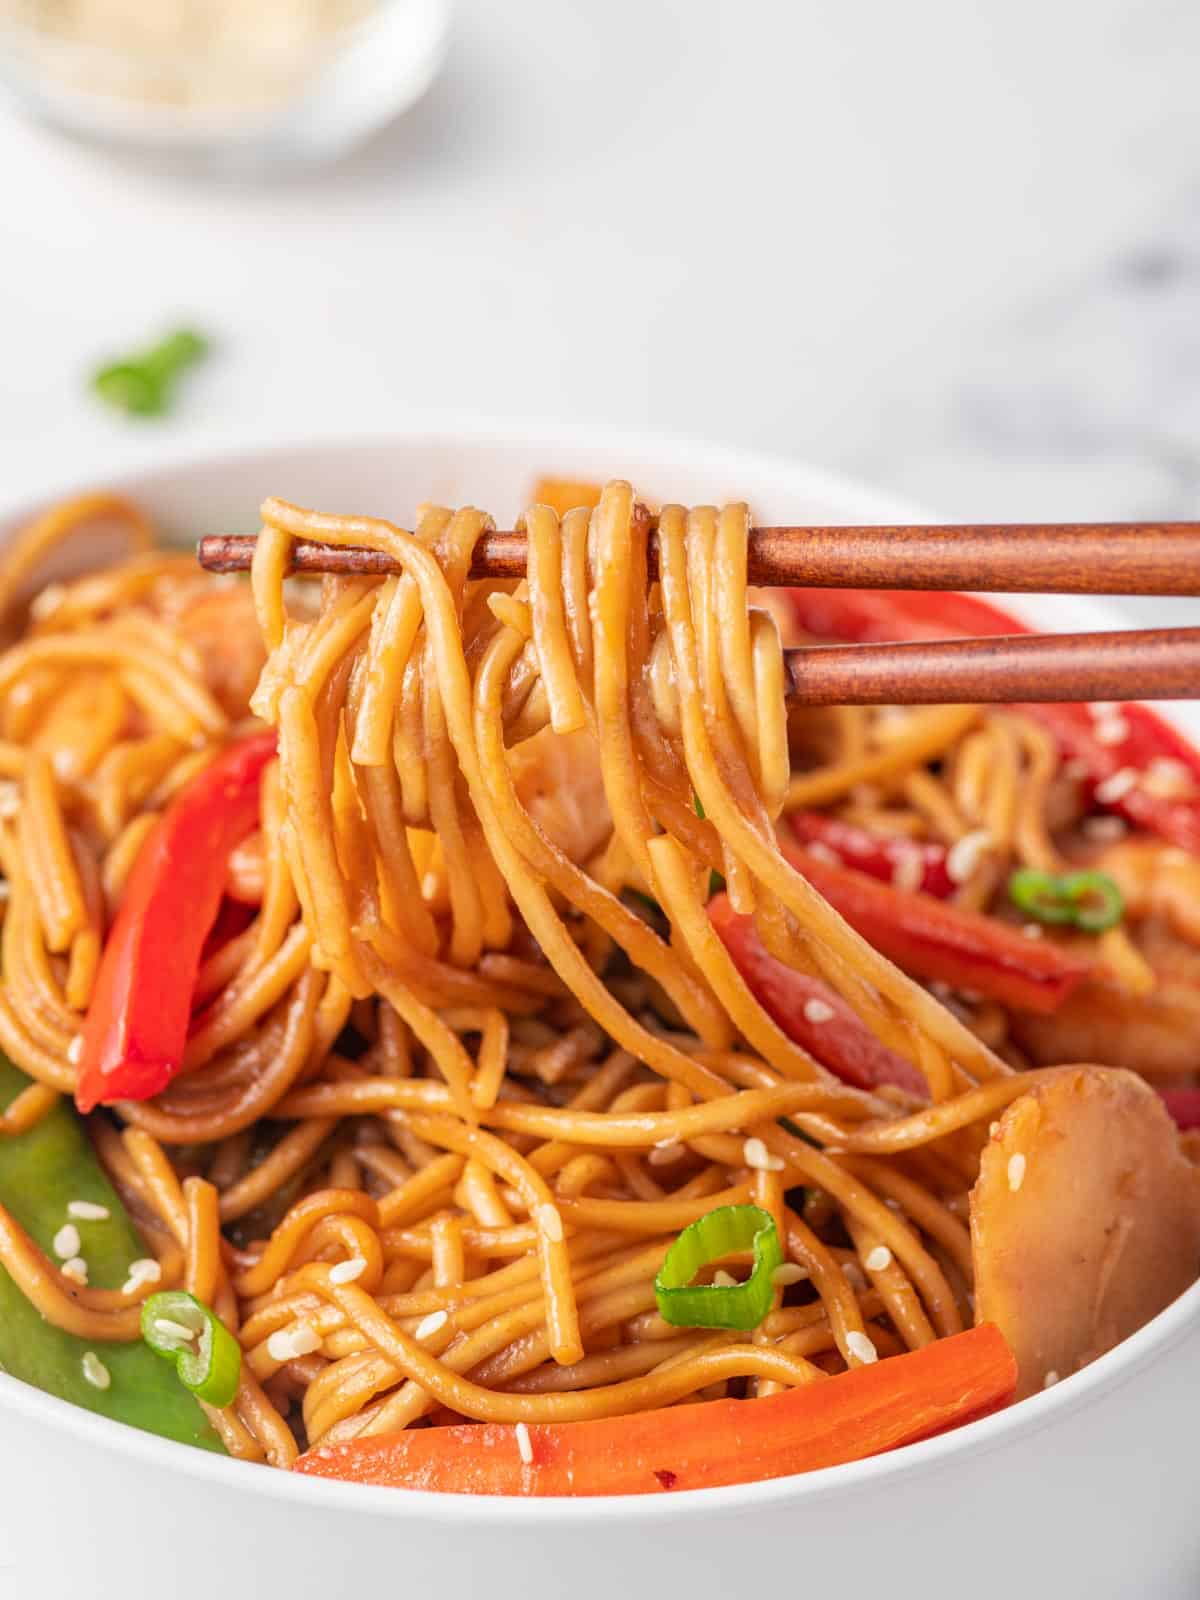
top-left (785, 627), bottom-right (1200, 704)
top-left (198, 521), bottom-right (1200, 594)
top-left (195, 527), bottom-right (1200, 706)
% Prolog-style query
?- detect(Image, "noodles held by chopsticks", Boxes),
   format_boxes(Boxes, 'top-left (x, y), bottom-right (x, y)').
top-left (0, 480), bottom-right (1191, 1470)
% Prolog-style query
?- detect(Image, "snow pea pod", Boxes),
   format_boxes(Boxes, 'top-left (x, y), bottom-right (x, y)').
top-left (0, 1056), bottom-right (224, 1452)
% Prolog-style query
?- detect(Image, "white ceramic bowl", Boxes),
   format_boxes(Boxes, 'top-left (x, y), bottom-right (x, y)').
top-left (2, 424), bottom-right (1198, 1600)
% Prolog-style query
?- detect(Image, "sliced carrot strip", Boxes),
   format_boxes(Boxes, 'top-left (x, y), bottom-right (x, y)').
top-left (294, 1323), bottom-right (1016, 1495)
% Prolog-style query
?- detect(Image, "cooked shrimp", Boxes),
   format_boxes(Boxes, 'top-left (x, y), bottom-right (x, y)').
top-left (508, 724), bottom-right (611, 865)
top-left (971, 1066), bottom-right (1200, 1398)
top-left (174, 583), bottom-right (267, 717)
top-left (1095, 838), bottom-right (1200, 947)
top-left (1011, 977), bottom-right (1200, 1079)
top-left (1013, 913), bottom-right (1200, 1078)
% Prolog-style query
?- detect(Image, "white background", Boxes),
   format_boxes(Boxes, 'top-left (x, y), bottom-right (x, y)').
top-left (3, 0), bottom-right (1200, 627)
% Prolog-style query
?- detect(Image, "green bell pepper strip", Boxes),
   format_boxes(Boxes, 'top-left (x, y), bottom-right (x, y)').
top-left (654, 1204), bottom-right (783, 1331)
top-left (141, 1290), bottom-right (241, 1407)
top-left (0, 1056), bottom-right (225, 1451)
top-left (1007, 867), bottom-right (1124, 932)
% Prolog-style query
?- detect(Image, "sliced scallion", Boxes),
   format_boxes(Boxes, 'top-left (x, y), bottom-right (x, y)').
top-left (141, 1290), bottom-right (240, 1407)
top-left (1007, 866), bottom-right (1123, 933)
top-left (654, 1204), bottom-right (783, 1331)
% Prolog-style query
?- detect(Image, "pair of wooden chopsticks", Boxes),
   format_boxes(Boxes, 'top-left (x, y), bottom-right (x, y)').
top-left (197, 521), bottom-right (1200, 706)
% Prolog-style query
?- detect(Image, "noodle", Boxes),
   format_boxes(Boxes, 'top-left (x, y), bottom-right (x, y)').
top-left (0, 477), bottom-right (1193, 1481)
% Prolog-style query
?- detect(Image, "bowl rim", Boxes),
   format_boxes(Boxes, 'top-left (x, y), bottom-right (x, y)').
top-left (1, 416), bottom-right (1196, 1524)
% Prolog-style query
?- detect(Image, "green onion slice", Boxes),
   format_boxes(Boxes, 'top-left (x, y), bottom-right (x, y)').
top-left (654, 1204), bottom-right (783, 1331)
top-left (141, 1290), bottom-right (241, 1407)
top-left (1007, 866), bottom-right (1123, 932)
top-left (1060, 870), bottom-right (1124, 931)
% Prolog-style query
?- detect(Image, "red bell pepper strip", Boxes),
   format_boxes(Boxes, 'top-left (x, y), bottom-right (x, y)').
top-left (781, 842), bottom-right (1091, 1015)
top-left (74, 731), bottom-right (276, 1114)
top-left (785, 586), bottom-right (1200, 854)
top-left (788, 810), bottom-right (954, 898)
top-left (785, 586), bottom-right (1021, 646)
top-left (293, 1323), bottom-right (1017, 1495)
top-left (708, 894), bottom-right (925, 1094)
top-left (1159, 1087), bottom-right (1200, 1133)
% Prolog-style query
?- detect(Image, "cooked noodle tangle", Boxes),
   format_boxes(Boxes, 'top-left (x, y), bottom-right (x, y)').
top-left (1, 480), bottom-right (1097, 1463)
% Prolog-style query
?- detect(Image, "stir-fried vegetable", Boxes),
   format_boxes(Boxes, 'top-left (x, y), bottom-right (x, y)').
top-left (971, 1067), bottom-right (1200, 1398)
top-left (784, 585), bottom-right (1200, 853)
top-left (75, 731), bottom-right (276, 1113)
top-left (782, 843), bottom-right (1092, 1015)
top-left (788, 811), bottom-right (954, 897)
top-left (141, 1290), bottom-right (241, 1407)
top-left (1007, 868), bottom-right (1124, 932)
top-left (654, 1205), bottom-right (783, 1331)
top-left (294, 1323), bottom-right (1018, 1494)
top-left (0, 1057), bottom-right (224, 1449)
top-left (91, 328), bottom-right (211, 418)
top-left (708, 894), bottom-right (926, 1092)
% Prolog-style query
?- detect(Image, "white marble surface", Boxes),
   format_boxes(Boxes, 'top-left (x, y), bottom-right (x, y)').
top-left (1, 0), bottom-right (1199, 625)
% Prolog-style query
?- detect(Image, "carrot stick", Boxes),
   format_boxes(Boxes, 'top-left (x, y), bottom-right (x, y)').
top-left (294, 1324), bottom-right (1016, 1495)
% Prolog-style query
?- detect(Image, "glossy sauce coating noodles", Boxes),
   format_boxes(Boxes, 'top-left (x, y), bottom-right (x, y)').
top-left (0, 481), bottom-right (1197, 1480)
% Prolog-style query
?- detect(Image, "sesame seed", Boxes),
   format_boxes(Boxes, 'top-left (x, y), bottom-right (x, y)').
top-left (53, 1223), bottom-right (81, 1260)
top-left (153, 1317), bottom-right (198, 1344)
top-left (1063, 759), bottom-right (1090, 781)
top-left (122, 1258), bottom-right (161, 1295)
top-left (1021, 923), bottom-right (1044, 939)
top-left (771, 1263), bottom-right (809, 1286)
top-left (846, 1331), bottom-right (878, 1365)
top-left (989, 1121), bottom-right (1000, 1136)
top-left (66, 1034), bottom-right (84, 1066)
top-left (60, 1257), bottom-right (88, 1286)
top-left (864, 1246), bottom-right (893, 1273)
top-left (1142, 757), bottom-right (1196, 799)
top-left (890, 852), bottom-right (924, 892)
top-left (266, 1323), bottom-right (321, 1362)
top-left (711, 1269), bottom-right (739, 1288)
top-left (1008, 1152), bottom-right (1027, 1192)
top-left (515, 1421), bottom-right (533, 1465)
top-left (1082, 815), bottom-right (1127, 842)
top-left (30, 583), bottom-right (65, 620)
top-left (1095, 767), bottom-right (1138, 805)
top-left (648, 1140), bottom-right (684, 1166)
top-left (328, 1257), bottom-right (367, 1285)
top-left (414, 1310), bottom-right (449, 1341)
top-left (743, 1136), bottom-right (784, 1172)
top-left (805, 841), bottom-right (840, 867)
top-left (0, 785), bottom-right (20, 820)
top-left (1094, 717), bottom-right (1130, 747)
top-left (67, 1200), bottom-right (109, 1221)
top-left (1042, 1370), bottom-right (1060, 1389)
top-left (946, 829), bottom-right (992, 884)
top-left (537, 1204), bottom-right (564, 1243)
top-left (1088, 702), bottom-right (1119, 719)
top-left (81, 1352), bottom-right (110, 1390)
top-left (803, 998), bottom-right (835, 1025)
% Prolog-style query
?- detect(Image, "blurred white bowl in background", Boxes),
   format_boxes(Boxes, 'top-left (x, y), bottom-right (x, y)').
top-left (0, 0), bottom-right (452, 168)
